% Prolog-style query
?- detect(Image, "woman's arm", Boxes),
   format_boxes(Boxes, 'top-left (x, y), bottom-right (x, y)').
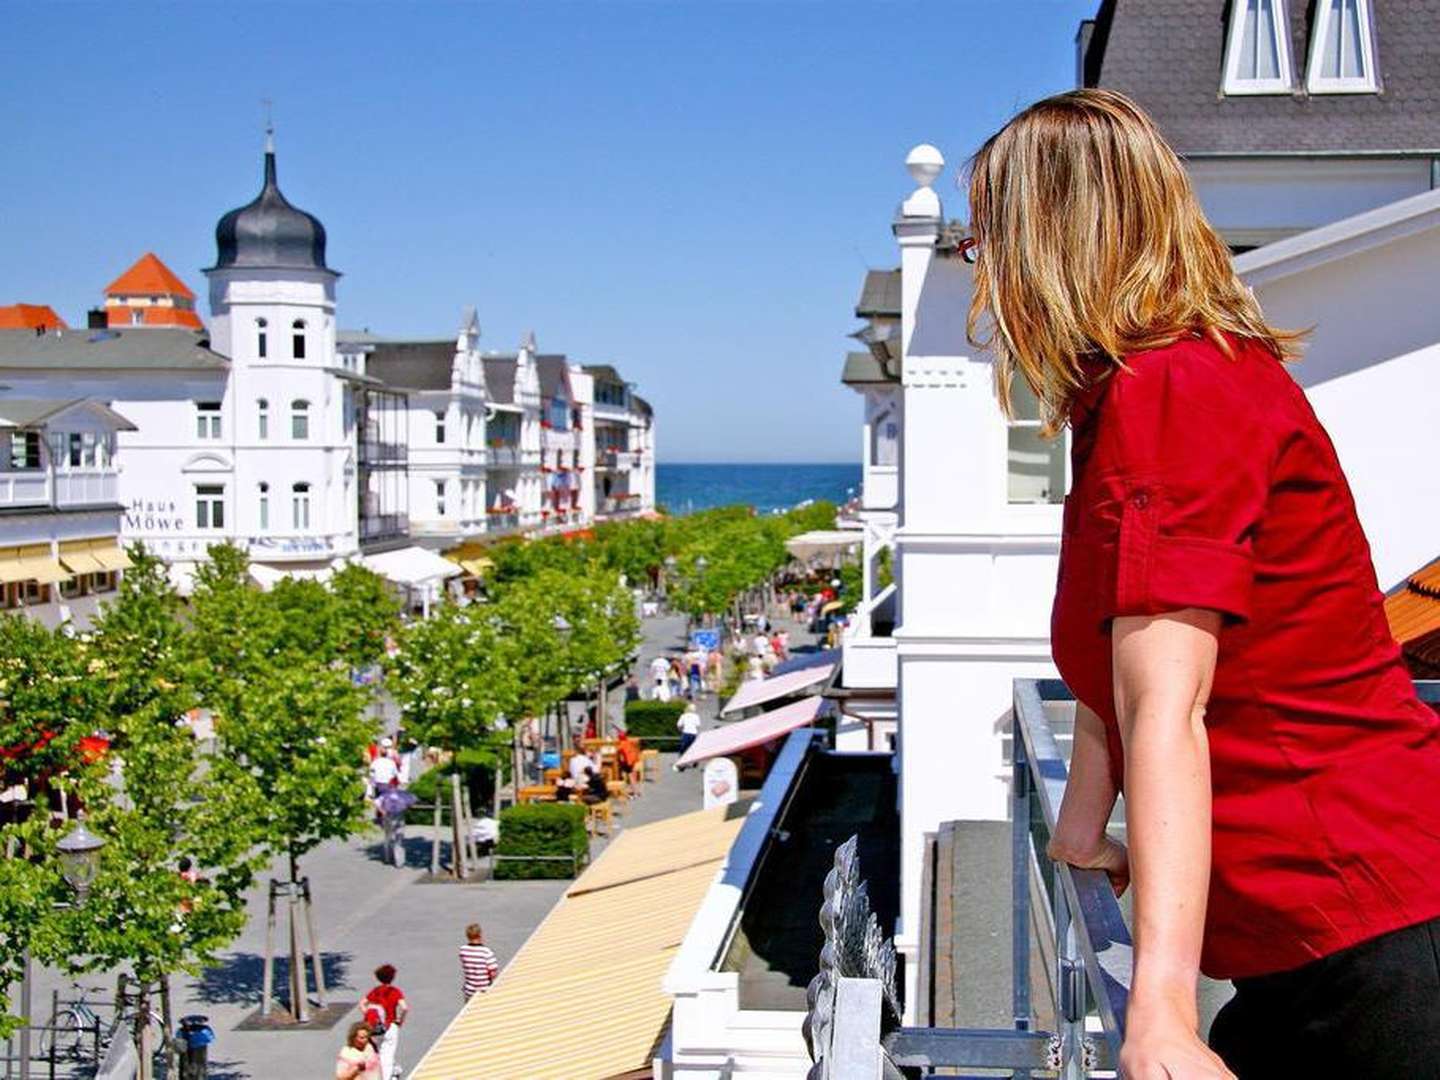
top-left (1048, 702), bottom-right (1128, 894)
top-left (1112, 608), bottom-right (1232, 1080)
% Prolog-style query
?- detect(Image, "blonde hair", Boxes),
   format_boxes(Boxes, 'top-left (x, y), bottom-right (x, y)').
top-left (966, 89), bottom-right (1300, 434)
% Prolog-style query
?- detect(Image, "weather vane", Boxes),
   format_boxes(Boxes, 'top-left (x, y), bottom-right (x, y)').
top-left (262, 97), bottom-right (274, 150)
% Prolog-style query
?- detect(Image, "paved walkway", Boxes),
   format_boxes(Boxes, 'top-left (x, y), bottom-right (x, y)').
top-left (23, 612), bottom-right (726, 1080)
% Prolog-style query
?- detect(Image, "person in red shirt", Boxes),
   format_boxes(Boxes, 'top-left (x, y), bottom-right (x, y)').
top-left (967, 89), bottom-right (1440, 1078)
top-left (360, 964), bottom-right (407, 1079)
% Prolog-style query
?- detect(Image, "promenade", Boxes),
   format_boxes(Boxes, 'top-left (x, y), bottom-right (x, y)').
top-left (20, 607), bottom-right (787, 1079)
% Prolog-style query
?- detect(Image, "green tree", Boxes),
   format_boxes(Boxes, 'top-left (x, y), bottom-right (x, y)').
top-left (328, 563), bottom-right (400, 671)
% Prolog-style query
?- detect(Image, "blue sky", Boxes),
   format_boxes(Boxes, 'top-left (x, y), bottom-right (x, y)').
top-left (2, 1), bottom-right (1093, 463)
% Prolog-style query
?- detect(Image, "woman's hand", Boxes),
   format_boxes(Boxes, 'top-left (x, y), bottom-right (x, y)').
top-left (1047, 831), bottom-right (1129, 896)
top-left (1121, 994), bottom-right (1235, 1079)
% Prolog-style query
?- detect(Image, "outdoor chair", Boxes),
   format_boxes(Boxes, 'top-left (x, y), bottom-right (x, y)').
top-left (586, 800), bottom-right (614, 837)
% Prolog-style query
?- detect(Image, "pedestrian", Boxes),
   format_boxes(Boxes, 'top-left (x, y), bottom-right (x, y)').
top-left (373, 781), bottom-right (415, 868)
top-left (367, 738), bottom-right (399, 799)
top-left (676, 702), bottom-right (701, 756)
top-left (459, 923), bottom-right (500, 1000)
top-left (624, 675), bottom-right (641, 704)
top-left (706, 648), bottom-right (724, 693)
top-left (335, 1022), bottom-right (380, 1079)
top-left (977, 89), bottom-right (1440, 1077)
top-left (360, 964), bottom-right (408, 1080)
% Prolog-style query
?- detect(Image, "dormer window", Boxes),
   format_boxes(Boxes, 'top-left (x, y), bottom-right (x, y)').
top-left (1306, 0), bottom-right (1378, 94)
top-left (1222, 0), bottom-right (1294, 96)
top-left (292, 319), bottom-right (307, 360)
top-left (256, 318), bottom-right (268, 359)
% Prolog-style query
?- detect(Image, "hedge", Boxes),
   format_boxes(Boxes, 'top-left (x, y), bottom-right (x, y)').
top-left (404, 749), bottom-right (502, 825)
top-left (622, 698), bottom-right (687, 746)
top-left (494, 803), bottom-right (589, 880)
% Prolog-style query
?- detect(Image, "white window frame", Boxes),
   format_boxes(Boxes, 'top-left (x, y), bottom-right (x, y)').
top-left (435, 410), bottom-right (446, 445)
top-left (258, 482), bottom-right (270, 530)
top-left (291, 399), bottom-right (310, 440)
top-left (256, 318), bottom-right (268, 359)
top-left (292, 319), bottom-right (307, 360)
top-left (258, 398), bottom-right (269, 440)
top-left (1005, 378), bottom-right (1067, 507)
top-left (1222, 0), bottom-right (1295, 96)
top-left (196, 484), bottom-right (225, 530)
top-left (292, 482), bottom-right (311, 530)
top-left (435, 480), bottom-right (446, 517)
top-left (1306, 0), bottom-right (1379, 94)
top-left (196, 401), bottom-right (222, 440)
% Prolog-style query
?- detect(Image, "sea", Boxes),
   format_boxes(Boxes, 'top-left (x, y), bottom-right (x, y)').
top-left (657, 462), bottom-right (861, 516)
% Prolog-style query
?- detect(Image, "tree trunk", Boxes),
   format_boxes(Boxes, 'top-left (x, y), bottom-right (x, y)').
top-left (134, 981), bottom-right (153, 1080)
top-left (430, 785), bottom-right (442, 877)
top-left (510, 729), bottom-right (522, 808)
top-left (449, 772), bottom-right (467, 880)
top-left (287, 852), bottom-right (308, 1022)
top-left (459, 781), bottom-right (477, 872)
top-left (160, 974), bottom-right (177, 1078)
top-left (598, 675), bottom-right (609, 740)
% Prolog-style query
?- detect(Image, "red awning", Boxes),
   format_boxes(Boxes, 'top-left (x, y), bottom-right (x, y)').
top-left (677, 696), bottom-right (824, 769)
top-left (721, 663), bottom-right (834, 716)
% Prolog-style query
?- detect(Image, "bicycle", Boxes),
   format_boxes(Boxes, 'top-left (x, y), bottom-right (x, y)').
top-left (40, 982), bottom-right (103, 1063)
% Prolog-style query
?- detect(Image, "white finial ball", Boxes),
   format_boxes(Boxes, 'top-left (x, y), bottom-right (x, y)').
top-left (906, 144), bottom-right (945, 188)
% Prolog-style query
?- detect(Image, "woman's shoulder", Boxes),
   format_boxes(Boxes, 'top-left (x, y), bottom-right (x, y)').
top-left (1109, 333), bottom-right (1285, 416)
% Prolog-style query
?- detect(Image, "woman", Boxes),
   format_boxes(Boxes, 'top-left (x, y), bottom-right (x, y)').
top-left (335, 1022), bottom-right (380, 1079)
top-left (967, 89), bottom-right (1440, 1078)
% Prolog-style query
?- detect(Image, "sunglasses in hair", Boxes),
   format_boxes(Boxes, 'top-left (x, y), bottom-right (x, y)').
top-left (958, 237), bottom-right (980, 264)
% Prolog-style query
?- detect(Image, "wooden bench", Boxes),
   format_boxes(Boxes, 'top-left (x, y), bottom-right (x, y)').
top-left (606, 780), bottom-right (630, 813)
top-left (640, 748), bottom-right (661, 782)
top-left (517, 784), bottom-right (558, 804)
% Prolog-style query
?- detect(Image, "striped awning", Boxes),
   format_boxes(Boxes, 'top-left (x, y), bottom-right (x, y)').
top-left (0, 544), bottom-right (70, 585)
top-left (88, 540), bottom-right (133, 572)
top-left (410, 805), bottom-right (746, 1080)
top-left (58, 539), bottom-right (105, 574)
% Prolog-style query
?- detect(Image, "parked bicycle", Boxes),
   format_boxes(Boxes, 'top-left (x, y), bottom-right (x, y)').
top-left (40, 980), bottom-right (168, 1074)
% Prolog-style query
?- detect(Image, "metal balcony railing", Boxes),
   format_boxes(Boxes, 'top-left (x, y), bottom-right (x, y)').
top-left (806, 678), bottom-right (1126, 1078)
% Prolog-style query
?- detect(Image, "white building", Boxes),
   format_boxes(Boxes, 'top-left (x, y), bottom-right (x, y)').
top-left (351, 310), bottom-right (491, 546)
top-left (482, 339), bottom-right (546, 534)
top-left (536, 352), bottom-right (589, 531)
top-left (585, 364), bottom-right (657, 518)
top-left (0, 397), bottom-right (135, 624)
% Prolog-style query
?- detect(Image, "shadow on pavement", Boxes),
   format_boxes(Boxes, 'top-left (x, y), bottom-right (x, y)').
top-left (361, 835), bottom-right (438, 867)
top-left (194, 951), bottom-right (354, 1005)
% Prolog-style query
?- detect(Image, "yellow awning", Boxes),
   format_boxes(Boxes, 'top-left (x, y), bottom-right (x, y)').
top-left (0, 547), bottom-right (24, 585)
top-left (88, 539), bottom-right (133, 571)
top-left (58, 540), bottom-right (106, 575)
top-left (410, 805), bottom-right (747, 1080)
top-left (457, 557), bottom-right (493, 577)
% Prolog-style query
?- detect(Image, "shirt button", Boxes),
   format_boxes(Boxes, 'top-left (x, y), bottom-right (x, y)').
top-left (1132, 491), bottom-right (1150, 509)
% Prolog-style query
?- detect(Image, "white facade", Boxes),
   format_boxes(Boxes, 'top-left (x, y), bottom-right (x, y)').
top-left (589, 366), bottom-right (657, 518)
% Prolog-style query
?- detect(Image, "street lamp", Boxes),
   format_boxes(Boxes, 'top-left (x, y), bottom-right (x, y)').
top-left (56, 816), bottom-right (106, 903)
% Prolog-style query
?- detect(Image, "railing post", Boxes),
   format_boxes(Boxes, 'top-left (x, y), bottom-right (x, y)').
top-left (1012, 714), bottom-right (1031, 1036)
top-left (1055, 882), bottom-right (1086, 1079)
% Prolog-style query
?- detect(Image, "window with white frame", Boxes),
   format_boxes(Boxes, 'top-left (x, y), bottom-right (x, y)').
top-left (435, 480), bottom-right (446, 517)
top-left (258, 482), bottom-right (270, 530)
top-left (292, 319), bottom-right (307, 360)
top-left (256, 318), bottom-right (268, 359)
top-left (1222, 0), bottom-right (1294, 95)
top-left (435, 410), bottom-right (446, 444)
top-left (258, 398), bottom-right (269, 440)
top-left (196, 401), bottom-right (222, 440)
top-left (1006, 377), bottom-right (1066, 505)
top-left (291, 399), bottom-right (310, 440)
top-left (1307, 0), bottom-right (1378, 93)
top-left (292, 482), bottom-right (311, 529)
top-left (196, 484), bottom-right (225, 529)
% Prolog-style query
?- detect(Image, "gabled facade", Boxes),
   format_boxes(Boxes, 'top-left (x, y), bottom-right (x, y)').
top-left (536, 353), bottom-right (586, 528)
top-left (0, 304), bottom-right (67, 331)
top-left (483, 337), bottom-right (545, 534)
top-left (1080, 0), bottom-right (1440, 249)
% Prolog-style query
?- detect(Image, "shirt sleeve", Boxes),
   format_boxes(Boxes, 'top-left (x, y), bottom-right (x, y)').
top-left (1091, 342), bottom-right (1273, 623)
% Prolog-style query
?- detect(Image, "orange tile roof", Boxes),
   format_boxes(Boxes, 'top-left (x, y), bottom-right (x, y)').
top-left (0, 304), bottom-right (67, 330)
top-left (106, 306), bottom-right (205, 330)
top-left (104, 252), bottom-right (196, 301)
top-left (1384, 558), bottom-right (1440, 645)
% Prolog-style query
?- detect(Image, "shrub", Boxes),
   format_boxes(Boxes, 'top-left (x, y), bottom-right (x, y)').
top-left (622, 698), bottom-right (687, 746)
top-left (494, 802), bottom-right (588, 880)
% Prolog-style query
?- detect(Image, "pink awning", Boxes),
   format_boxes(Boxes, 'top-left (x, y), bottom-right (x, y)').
top-left (677, 696), bottom-right (824, 769)
top-left (721, 663), bottom-right (835, 716)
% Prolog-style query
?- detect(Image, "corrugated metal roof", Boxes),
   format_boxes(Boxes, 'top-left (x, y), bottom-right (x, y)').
top-left (855, 269), bottom-right (901, 318)
top-left (410, 806), bottom-right (746, 1080)
top-left (0, 327), bottom-right (228, 370)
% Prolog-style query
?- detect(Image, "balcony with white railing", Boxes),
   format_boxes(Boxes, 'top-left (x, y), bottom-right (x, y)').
top-left (540, 425), bottom-right (578, 452)
top-left (0, 468), bottom-right (120, 510)
top-left (597, 447), bottom-right (641, 470)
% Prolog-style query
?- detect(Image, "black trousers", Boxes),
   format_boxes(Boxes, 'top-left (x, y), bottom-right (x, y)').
top-left (1208, 916), bottom-right (1440, 1078)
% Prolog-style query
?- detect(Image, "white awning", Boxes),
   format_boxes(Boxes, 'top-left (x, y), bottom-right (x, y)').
top-left (784, 529), bottom-right (862, 561)
top-left (721, 663), bottom-right (835, 716)
top-left (361, 546), bottom-right (463, 588)
top-left (677, 696), bottom-right (824, 769)
top-left (248, 563), bottom-right (336, 591)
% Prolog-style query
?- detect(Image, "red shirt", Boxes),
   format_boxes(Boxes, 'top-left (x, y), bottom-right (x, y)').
top-left (363, 984), bottom-right (405, 1027)
top-left (1052, 333), bottom-right (1440, 980)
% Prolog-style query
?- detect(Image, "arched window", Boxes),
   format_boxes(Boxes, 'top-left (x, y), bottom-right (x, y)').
top-left (292, 319), bottom-right (307, 360)
top-left (434, 480), bottom-right (447, 517)
top-left (291, 399), bottom-right (310, 439)
top-left (435, 410), bottom-right (446, 444)
top-left (256, 318), bottom-right (268, 359)
top-left (257, 398), bottom-right (269, 440)
top-left (258, 482), bottom-right (270, 530)
top-left (292, 482), bottom-right (311, 529)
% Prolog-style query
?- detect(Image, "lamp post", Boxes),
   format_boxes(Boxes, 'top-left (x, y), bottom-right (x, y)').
top-left (19, 816), bottom-right (106, 1080)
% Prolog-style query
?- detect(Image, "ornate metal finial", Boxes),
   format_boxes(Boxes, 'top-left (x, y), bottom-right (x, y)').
top-left (262, 97), bottom-right (275, 153)
top-left (803, 836), bottom-right (902, 1078)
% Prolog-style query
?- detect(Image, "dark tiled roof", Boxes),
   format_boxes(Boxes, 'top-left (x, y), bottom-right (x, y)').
top-left (855, 269), bottom-right (901, 318)
top-left (366, 341), bottom-right (455, 391)
top-left (536, 354), bottom-right (569, 400)
top-left (582, 363), bottom-right (624, 385)
top-left (0, 327), bottom-right (228, 370)
top-left (1083, 0), bottom-right (1440, 154)
top-left (631, 393), bottom-right (652, 417)
top-left (840, 351), bottom-right (892, 385)
top-left (484, 355), bottom-right (518, 404)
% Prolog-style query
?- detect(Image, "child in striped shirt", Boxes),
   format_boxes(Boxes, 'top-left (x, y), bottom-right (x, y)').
top-left (459, 923), bottom-right (500, 999)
